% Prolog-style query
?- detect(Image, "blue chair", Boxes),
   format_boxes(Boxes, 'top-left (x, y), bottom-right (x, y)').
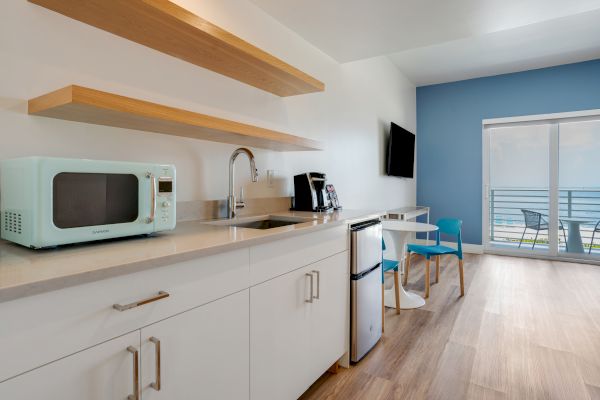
top-left (381, 239), bottom-right (400, 332)
top-left (405, 218), bottom-right (465, 299)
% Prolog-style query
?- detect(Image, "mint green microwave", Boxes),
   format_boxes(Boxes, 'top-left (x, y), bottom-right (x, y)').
top-left (0, 157), bottom-right (176, 249)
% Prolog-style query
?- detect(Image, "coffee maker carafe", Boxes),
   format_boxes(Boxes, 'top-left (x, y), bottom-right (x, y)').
top-left (293, 172), bottom-right (332, 211)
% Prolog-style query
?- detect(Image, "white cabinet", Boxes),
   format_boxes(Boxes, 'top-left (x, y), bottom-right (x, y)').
top-left (250, 251), bottom-right (349, 400)
top-left (0, 291), bottom-right (250, 400)
top-left (0, 248), bottom-right (249, 383)
top-left (140, 290), bottom-right (249, 400)
top-left (250, 262), bottom-right (313, 400)
top-left (0, 226), bottom-right (351, 400)
top-left (308, 252), bottom-right (349, 380)
top-left (0, 331), bottom-right (140, 400)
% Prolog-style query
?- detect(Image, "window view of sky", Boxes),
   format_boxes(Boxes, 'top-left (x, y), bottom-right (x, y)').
top-left (490, 124), bottom-right (549, 188)
top-left (559, 120), bottom-right (600, 188)
top-left (489, 119), bottom-right (600, 188)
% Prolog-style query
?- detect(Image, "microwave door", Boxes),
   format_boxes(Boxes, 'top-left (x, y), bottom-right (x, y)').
top-left (52, 172), bottom-right (141, 229)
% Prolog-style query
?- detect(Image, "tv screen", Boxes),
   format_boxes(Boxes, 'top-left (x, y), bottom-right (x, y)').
top-left (386, 122), bottom-right (415, 178)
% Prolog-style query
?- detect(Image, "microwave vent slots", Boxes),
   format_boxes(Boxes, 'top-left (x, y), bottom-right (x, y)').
top-left (4, 211), bottom-right (23, 235)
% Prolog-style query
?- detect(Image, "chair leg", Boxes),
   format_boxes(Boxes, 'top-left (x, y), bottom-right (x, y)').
top-left (458, 259), bottom-right (465, 297)
top-left (425, 258), bottom-right (431, 299)
top-left (518, 227), bottom-right (527, 248)
top-left (562, 228), bottom-right (569, 252)
top-left (435, 256), bottom-right (440, 283)
top-left (381, 283), bottom-right (385, 333)
top-left (393, 270), bottom-right (400, 314)
top-left (589, 231), bottom-right (596, 254)
top-left (532, 229), bottom-right (539, 250)
top-left (403, 252), bottom-right (411, 286)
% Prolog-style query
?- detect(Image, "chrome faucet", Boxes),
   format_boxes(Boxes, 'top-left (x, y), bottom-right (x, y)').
top-left (228, 147), bottom-right (258, 219)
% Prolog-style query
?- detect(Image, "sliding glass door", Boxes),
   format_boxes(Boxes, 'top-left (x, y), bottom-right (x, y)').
top-left (485, 123), bottom-right (553, 255)
top-left (483, 114), bottom-right (600, 261)
top-left (558, 119), bottom-right (600, 257)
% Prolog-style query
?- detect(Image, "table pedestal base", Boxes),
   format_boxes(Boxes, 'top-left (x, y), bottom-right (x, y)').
top-left (384, 284), bottom-right (426, 309)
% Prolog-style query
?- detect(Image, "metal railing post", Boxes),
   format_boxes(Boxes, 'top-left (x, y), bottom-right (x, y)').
top-left (490, 189), bottom-right (495, 242)
top-left (567, 190), bottom-right (572, 218)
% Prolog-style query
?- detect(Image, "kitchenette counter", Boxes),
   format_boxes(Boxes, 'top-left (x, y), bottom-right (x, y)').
top-left (0, 209), bottom-right (383, 303)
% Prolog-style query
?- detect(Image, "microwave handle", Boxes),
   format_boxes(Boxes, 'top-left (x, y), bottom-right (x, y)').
top-left (146, 172), bottom-right (156, 224)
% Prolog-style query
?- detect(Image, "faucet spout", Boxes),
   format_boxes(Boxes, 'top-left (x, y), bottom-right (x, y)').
top-left (228, 148), bottom-right (258, 219)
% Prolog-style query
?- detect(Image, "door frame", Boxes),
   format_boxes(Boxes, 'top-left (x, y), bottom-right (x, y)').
top-left (481, 108), bottom-right (600, 263)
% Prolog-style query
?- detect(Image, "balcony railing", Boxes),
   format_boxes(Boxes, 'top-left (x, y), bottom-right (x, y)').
top-left (489, 187), bottom-right (600, 253)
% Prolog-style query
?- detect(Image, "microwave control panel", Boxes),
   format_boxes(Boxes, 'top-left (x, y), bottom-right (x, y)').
top-left (156, 166), bottom-right (175, 229)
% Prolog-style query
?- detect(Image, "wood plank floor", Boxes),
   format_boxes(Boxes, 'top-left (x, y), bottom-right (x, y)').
top-left (300, 254), bottom-right (600, 400)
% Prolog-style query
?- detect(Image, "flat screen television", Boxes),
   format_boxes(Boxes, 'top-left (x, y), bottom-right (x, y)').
top-left (386, 122), bottom-right (415, 178)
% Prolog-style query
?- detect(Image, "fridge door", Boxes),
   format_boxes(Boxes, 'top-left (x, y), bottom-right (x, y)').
top-left (351, 264), bottom-right (382, 362)
top-left (351, 220), bottom-right (383, 275)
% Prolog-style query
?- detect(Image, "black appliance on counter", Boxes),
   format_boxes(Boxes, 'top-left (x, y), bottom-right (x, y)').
top-left (293, 172), bottom-right (340, 212)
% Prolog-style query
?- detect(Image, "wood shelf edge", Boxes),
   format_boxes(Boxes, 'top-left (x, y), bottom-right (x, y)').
top-left (28, 86), bottom-right (323, 152)
top-left (27, 0), bottom-right (325, 97)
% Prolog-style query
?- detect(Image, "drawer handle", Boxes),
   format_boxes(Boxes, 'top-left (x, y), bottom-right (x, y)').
top-left (149, 337), bottom-right (162, 391)
top-left (305, 273), bottom-right (314, 303)
top-left (113, 291), bottom-right (170, 311)
top-left (312, 270), bottom-right (320, 300)
top-left (127, 346), bottom-right (140, 400)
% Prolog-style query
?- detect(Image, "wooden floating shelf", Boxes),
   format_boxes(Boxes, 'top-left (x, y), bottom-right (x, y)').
top-left (28, 0), bottom-right (325, 97)
top-left (28, 85), bottom-right (322, 151)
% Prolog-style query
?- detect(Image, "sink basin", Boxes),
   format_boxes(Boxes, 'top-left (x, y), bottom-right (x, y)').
top-left (205, 215), bottom-right (315, 230)
top-left (231, 219), bottom-right (303, 230)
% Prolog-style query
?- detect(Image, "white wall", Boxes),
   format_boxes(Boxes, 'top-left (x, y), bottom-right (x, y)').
top-left (0, 0), bottom-right (416, 211)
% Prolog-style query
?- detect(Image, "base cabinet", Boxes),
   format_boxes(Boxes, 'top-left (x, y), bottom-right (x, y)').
top-left (0, 331), bottom-right (140, 400)
top-left (250, 251), bottom-right (349, 400)
top-left (0, 291), bottom-right (249, 400)
top-left (309, 252), bottom-right (349, 380)
top-left (140, 289), bottom-right (249, 400)
top-left (0, 227), bottom-right (350, 400)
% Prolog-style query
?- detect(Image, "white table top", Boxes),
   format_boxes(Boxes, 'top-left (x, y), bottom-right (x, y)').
top-left (561, 218), bottom-right (591, 224)
top-left (382, 220), bottom-right (438, 232)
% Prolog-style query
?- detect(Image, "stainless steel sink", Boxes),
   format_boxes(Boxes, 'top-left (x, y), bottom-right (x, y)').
top-left (230, 219), bottom-right (303, 230)
top-left (205, 215), bottom-right (315, 230)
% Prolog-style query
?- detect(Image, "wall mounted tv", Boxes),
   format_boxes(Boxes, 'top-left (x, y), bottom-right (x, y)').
top-left (386, 122), bottom-right (415, 178)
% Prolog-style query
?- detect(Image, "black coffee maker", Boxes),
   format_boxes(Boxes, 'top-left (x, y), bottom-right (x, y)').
top-left (293, 172), bottom-right (332, 211)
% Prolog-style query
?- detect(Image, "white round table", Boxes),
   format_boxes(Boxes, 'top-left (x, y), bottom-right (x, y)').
top-left (561, 217), bottom-right (590, 253)
top-left (382, 220), bottom-right (438, 309)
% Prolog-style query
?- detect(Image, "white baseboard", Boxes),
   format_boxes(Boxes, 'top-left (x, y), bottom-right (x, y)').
top-left (412, 239), bottom-right (483, 255)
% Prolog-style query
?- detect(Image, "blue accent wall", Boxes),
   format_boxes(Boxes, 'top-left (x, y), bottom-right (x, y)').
top-left (417, 59), bottom-right (600, 245)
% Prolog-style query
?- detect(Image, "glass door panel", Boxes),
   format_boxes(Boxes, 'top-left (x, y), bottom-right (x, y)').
top-left (487, 124), bottom-right (552, 253)
top-left (558, 119), bottom-right (600, 259)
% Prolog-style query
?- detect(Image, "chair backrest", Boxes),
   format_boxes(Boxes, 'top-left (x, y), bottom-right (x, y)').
top-left (436, 218), bottom-right (463, 258)
top-left (521, 209), bottom-right (544, 229)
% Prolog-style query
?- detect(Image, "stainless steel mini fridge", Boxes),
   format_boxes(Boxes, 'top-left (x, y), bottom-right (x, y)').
top-left (350, 219), bottom-right (383, 362)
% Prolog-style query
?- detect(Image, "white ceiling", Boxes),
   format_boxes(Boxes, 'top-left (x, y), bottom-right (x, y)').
top-left (249, 0), bottom-right (600, 85)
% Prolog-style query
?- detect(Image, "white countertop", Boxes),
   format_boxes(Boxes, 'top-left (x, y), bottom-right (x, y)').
top-left (0, 209), bottom-right (383, 303)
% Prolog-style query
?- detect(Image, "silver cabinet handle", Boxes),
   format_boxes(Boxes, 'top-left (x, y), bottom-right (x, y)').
top-left (312, 270), bottom-right (320, 300)
top-left (146, 172), bottom-right (156, 224)
top-left (113, 291), bottom-right (170, 311)
top-left (127, 346), bottom-right (140, 400)
top-left (149, 337), bottom-right (162, 391)
top-left (305, 273), bottom-right (314, 303)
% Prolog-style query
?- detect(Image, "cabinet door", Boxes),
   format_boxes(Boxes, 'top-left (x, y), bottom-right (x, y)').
top-left (250, 264), bottom-right (313, 400)
top-left (0, 331), bottom-right (140, 400)
top-left (309, 251), bottom-right (349, 377)
top-left (140, 290), bottom-right (249, 400)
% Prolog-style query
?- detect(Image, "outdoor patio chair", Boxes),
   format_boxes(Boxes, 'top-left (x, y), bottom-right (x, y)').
top-left (588, 220), bottom-right (600, 254)
top-left (519, 209), bottom-right (568, 251)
